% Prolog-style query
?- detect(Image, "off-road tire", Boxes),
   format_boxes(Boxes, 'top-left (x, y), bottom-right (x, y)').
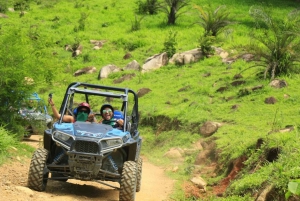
top-left (119, 161), bottom-right (137, 201)
top-left (136, 158), bottom-right (143, 192)
top-left (27, 148), bottom-right (49, 191)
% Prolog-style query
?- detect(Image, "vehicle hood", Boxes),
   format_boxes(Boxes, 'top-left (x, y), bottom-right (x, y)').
top-left (53, 122), bottom-right (126, 139)
top-left (21, 110), bottom-right (53, 123)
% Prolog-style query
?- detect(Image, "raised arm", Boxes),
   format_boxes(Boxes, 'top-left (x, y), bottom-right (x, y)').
top-left (48, 98), bottom-right (74, 123)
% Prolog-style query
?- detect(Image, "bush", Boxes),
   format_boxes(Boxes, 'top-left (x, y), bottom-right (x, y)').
top-left (136, 0), bottom-right (160, 15)
top-left (242, 6), bottom-right (300, 79)
top-left (162, 30), bottom-right (177, 58)
top-left (194, 4), bottom-right (234, 37)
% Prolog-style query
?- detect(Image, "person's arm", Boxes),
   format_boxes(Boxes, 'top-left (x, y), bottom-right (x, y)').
top-left (48, 98), bottom-right (74, 123)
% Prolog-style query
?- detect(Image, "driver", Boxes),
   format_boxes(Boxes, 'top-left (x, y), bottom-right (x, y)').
top-left (99, 104), bottom-right (124, 128)
top-left (48, 98), bottom-right (96, 123)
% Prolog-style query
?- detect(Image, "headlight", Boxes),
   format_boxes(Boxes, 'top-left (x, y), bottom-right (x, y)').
top-left (52, 131), bottom-right (74, 150)
top-left (106, 138), bottom-right (123, 147)
top-left (53, 131), bottom-right (73, 141)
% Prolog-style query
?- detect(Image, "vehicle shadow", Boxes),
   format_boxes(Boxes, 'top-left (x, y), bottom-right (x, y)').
top-left (45, 179), bottom-right (119, 201)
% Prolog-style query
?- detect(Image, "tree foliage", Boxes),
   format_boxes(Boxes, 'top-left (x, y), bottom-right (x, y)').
top-left (159, 0), bottom-right (190, 25)
top-left (0, 26), bottom-right (58, 136)
top-left (194, 5), bottom-right (234, 37)
top-left (136, 0), bottom-right (160, 15)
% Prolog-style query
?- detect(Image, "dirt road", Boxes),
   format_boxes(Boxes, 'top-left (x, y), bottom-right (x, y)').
top-left (0, 135), bottom-right (174, 201)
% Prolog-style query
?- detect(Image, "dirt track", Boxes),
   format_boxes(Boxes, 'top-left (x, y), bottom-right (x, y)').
top-left (0, 135), bottom-right (174, 201)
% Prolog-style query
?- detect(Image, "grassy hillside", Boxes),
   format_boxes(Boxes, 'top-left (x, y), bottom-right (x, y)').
top-left (1, 0), bottom-right (300, 200)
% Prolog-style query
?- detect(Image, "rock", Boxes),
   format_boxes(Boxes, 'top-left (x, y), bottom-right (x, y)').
top-left (264, 96), bottom-right (277, 104)
top-left (190, 176), bottom-right (207, 191)
top-left (200, 121), bottom-right (221, 137)
top-left (15, 186), bottom-right (34, 197)
top-left (0, 13), bottom-right (9, 18)
top-left (113, 73), bottom-right (135, 84)
top-left (73, 66), bottom-right (97, 77)
top-left (269, 79), bottom-right (288, 88)
top-left (142, 52), bottom-right (168, 73)
top-left (124, 60), bottom-right (140, 71)
top-left (169, 48), bottom-right (203, 65)
top-left (98, 64), bottom-right (120, 79)
top-left (163, 148), bottom-right (184, 160)
top-left (137, 88), bottom-right (151, 97)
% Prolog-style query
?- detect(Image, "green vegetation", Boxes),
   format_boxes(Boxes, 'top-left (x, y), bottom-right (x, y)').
top-left (0, 0), bottom-right (300, 200)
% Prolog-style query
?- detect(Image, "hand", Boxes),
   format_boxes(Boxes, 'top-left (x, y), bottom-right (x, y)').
top-left (116, 119), bottom-right (124, 126)
top-left (88, 113), bottom-right (96, 122)
top-left (48, 98), bottom-right (54, 106)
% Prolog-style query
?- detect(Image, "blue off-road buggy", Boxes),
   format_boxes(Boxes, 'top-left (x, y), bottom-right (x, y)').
top-left (19, 92), bottom-right (53, 138)
top-left (27, 83), bottom-right (142, 201)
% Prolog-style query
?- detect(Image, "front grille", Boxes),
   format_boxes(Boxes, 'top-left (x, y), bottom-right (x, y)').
top-left (74, 141), bottom-right (99, 154)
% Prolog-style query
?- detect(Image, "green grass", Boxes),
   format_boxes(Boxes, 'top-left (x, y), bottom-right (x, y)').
top-left (0, 127), bottom-right (35, 165)
top-left (1, 0), bottom-right (300, 200)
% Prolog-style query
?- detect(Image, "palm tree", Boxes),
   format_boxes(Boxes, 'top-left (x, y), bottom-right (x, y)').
top-left (159, 0), bottom-right (190, 25)
top-left (194, 5), bottom-right (234, 37)
top-left (242, 7), bottom-right (300, 79)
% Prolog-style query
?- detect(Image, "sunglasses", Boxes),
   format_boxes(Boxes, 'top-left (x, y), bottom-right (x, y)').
top-left (102, 109), bottom-right (112, 114)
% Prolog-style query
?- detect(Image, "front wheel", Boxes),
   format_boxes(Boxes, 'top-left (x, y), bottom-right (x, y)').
top-left (119, 161), bottom-right (137, 201)
top-left (136, 158), bottom-right (143, 192)
top-left (27, 148), bottom-right (49, 191)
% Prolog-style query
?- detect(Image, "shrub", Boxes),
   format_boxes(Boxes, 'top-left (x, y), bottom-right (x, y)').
top-left (199, 33), bottom-right (215, 57)
top-left (131, 14), bottom-right (145, 31)
top-left (136, 0), bottom-right (160, 15)
top-left (241, 7), bottom-right (300, 79)
top-left (194, 4), bottom-right (234, 37)
top-left (162, 30), bottom-right (177, 58)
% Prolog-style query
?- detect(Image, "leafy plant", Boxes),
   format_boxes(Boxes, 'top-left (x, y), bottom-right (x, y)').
top-left (286, 180), bottom-right (300, 199)
top-left (131, 14), bottom-right (145, 31)
top-left (194, 5), bottom-right (234, 37)
top-left (162, 30), bottom-right (177, 58)
top-left (159, 0), bottom-right (190, 25)
top-left (0, 0), bottom-right (13, 13)
top-left (241, 7), bottom-right (300, 79)
top-left (199, 33), bottom-right (215, 57)
top-left (136, 0), bottom-right (160, 15)
top-left (74, 12), bottom-right (89, 32)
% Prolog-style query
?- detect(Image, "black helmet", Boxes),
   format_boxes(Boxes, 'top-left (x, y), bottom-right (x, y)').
top-left (100, 104), bottom-right (114, 115)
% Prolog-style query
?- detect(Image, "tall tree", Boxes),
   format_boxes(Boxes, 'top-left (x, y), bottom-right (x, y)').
top-left (160, 0), bottom-right (190, 25)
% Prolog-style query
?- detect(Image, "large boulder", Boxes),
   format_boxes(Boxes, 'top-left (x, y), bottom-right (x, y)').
top-left (98, 64), bottom-right (120, 79)
top-left (169, 48), bottom-right (204, 65)
top-left (141, 52), bottom-right (168, 73)
top-left (124, 60), bottom-right (140, 71)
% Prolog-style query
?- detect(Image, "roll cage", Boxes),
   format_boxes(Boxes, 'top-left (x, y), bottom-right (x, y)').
top-left (58, 82), bottom-right (139, 134)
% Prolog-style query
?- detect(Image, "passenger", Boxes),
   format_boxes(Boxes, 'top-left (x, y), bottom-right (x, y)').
top-left (48, 98), bottom-right (96, 123)
top-left (99, 104), bottom-right (124, 128)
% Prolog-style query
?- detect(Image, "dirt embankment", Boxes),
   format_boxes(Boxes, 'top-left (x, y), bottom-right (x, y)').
top-left (0, 135), bottom-right (174, 201)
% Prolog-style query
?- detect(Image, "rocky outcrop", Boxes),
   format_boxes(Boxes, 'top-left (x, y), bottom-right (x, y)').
top-left (98, 64), bottom-right (120, 79)
top-left (169, 48), bottom-right (203, 65)
top-left (141, 52), bottom-right (168, 73)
